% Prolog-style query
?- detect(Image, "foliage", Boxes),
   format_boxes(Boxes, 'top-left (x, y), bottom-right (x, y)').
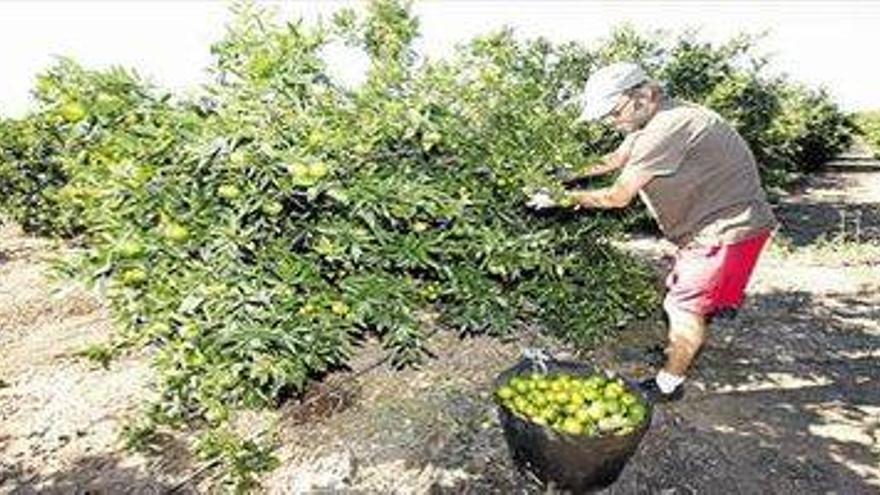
top-left (0, 105), bottom-right (77, 236)
top-left (195, 427), bottom-right (280, 493)
top-left (762, 84), bottom-right (855, 172)
top-left (855, 111), bottom-right (880, 158)
top-left (74, 343), bottom-right (121, 369)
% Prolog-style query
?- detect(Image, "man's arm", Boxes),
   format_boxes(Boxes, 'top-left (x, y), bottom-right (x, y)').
top-left (528, 139), bottom-right (653, 211)
top-left (565, 134), bottom-right (634, 181)
top-left (566, 170), bottom-right (653, 209)
top-left (576, 146), bottom-right (631, 178)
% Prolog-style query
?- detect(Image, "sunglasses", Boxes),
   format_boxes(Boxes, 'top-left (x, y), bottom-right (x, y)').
top-left (606, 95), bottom-right (636, 120)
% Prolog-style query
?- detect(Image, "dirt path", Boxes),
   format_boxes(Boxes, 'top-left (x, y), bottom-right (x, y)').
top-left (1, 163), bottom-right (878, 494)
top-left (0, 227), bottom-right (187, 494)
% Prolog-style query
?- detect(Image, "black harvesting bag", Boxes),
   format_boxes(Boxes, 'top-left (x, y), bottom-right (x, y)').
top-left (494, 356), bottom-right (653, 492)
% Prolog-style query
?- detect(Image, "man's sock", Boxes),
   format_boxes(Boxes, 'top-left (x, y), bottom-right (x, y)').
top-left (656, 370), bottom-right (685, 394)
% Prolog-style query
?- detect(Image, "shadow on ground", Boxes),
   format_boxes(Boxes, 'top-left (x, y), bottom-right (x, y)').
top-left (2, 455), bottom-right (172, 495)
top-left (774, 173), bottom-right (880, 246)
top-left (1, 434), bottom-right (197, 495)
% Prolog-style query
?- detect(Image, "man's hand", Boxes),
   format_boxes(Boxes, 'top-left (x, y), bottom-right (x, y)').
top-left (525, 190), bottom-right (557, 210)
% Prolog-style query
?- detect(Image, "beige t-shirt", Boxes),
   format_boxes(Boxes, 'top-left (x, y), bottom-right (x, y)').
top-left (618, 98), bottom-right (777, 247)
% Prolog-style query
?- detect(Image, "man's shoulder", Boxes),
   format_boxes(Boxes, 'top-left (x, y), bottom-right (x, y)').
top-left (661, 99), bottom-right (718, 121)
top-left (649, 98), bottom-right (724, 134)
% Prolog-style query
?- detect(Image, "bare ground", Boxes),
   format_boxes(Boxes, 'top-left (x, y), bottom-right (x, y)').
top-left (1, 166), bottom-right (879, 494)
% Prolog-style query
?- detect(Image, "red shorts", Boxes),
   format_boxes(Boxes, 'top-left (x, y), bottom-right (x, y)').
top-left (663, 230), bottom-right (771, 317)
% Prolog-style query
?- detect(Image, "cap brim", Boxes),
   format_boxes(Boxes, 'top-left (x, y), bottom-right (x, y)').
top-left (575, 97), bottom-right (617, 123)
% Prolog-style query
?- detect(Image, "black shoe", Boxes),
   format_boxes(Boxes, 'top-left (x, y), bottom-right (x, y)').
top-left (637, 378), bottom-right (684, 403)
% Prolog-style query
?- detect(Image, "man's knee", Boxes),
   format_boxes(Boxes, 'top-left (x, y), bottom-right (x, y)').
top-left (667, 309), bottom-right (707, 349)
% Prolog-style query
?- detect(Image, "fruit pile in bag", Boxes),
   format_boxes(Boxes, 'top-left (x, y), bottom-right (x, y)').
top-left (496, 372), bottom-right (648, 436)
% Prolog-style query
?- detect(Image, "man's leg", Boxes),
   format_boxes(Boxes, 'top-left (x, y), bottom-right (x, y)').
top-left (639, 307), bottom-right (708, 400)
top-left (664, 308), bottom-right (707, 377)
top-left (641, 230), bottom-right (772, 401)
top-left (640, 245), bottom-right (715, 400)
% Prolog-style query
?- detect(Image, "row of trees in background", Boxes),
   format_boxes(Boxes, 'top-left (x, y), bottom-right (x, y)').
top-left (855, 111), bottom-right (880, 158)
top-left (0, 0), bottom-right (856, 488)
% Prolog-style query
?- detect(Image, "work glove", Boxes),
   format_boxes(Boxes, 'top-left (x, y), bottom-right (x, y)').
top-left (525, 190), bottom-right (557, 210)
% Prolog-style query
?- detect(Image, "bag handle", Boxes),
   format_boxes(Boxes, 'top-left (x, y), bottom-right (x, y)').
top-left (522, 347), bottom-right (553, 375)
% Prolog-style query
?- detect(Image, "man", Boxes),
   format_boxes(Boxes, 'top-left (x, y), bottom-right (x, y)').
top-left (527, 62), bottom-right (776, 402)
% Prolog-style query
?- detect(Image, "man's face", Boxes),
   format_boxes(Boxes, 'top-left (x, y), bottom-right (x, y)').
top-left (606, 90), bottom-right (654, 133)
